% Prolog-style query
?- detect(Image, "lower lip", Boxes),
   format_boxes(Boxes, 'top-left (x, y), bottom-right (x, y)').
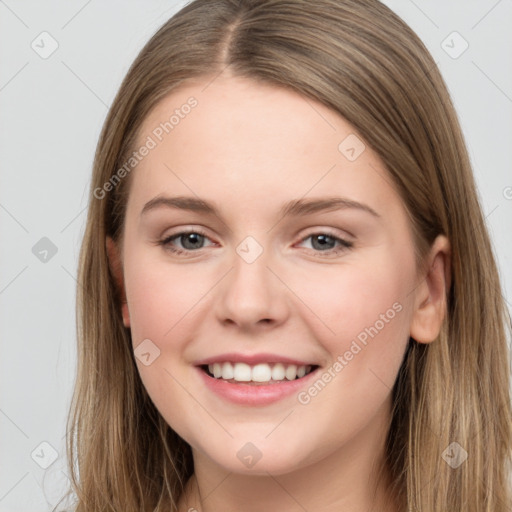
top-left (196, 366), bottom-right (320, 406)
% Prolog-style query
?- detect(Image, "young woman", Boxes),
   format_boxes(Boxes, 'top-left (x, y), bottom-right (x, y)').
top-left (58, 1), bottom-right (512, 511)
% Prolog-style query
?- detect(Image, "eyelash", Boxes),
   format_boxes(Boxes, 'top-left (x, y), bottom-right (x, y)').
top-left (157, 229), bottom-right (353, 257)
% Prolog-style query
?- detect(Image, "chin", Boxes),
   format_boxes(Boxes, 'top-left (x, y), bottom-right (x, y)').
top-left (192, 435), bottom-right (318, 476)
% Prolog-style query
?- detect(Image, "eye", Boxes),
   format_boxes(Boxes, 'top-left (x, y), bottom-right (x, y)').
top-left (157, 229), bottom-right (353, 257)
top-left (296, 232), bottom-right (353, 256)
top-left (158, 229), bottom-right (215, 255)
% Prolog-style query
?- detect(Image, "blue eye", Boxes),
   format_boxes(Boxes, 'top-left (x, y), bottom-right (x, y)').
top-left (159, 230), bottom-right (214, 255)
top-left (297, 233), bottom-right (353, 255)
top-left (158, 230), bottom-right (353, 257)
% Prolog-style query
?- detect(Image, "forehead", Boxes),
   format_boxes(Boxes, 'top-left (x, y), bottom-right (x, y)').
top-left (137, 75), bottom-right (345, 161)
top-left (128, 75), bottom-right (402, 221)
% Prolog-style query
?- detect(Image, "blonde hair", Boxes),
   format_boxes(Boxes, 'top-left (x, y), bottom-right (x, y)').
top-left (56, 1), bottom-right (512, 510)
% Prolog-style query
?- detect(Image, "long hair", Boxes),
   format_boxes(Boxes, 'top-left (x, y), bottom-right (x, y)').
top-left (56, 1), bottom-right (512, 510)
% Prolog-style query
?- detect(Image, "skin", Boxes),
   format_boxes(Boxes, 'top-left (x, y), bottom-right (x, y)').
top-left (106, 71), bottom-right (451, 512)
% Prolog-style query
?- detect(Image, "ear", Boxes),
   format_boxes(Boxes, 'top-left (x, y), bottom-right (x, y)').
top-left (409, 234), bottom-right (451, 344)
top-left (106, 236), bottom-right (130, 328)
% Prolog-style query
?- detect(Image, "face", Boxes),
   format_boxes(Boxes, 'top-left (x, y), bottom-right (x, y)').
top-left (107, 73), bottom-right (445, 476)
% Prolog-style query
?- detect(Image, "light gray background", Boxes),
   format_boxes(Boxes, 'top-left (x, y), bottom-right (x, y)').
top-left (1, 1), bottom-right (511, 510)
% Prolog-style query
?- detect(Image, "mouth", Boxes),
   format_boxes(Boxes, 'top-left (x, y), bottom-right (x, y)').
top-left (198, 362), bottom-right (320, 386)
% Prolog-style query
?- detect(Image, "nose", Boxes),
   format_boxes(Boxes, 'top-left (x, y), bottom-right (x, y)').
top-left (214, 240), bottom-right (289, 331)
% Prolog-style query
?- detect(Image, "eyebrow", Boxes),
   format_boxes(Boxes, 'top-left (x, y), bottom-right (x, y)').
top-left (140, 195), bottom-right (380, 219)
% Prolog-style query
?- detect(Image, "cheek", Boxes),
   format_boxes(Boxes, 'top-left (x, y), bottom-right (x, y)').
top-left (276, 256), bottom-right (413, 464)
top-left (124, 257), bottom-right (210, 435)
top-left (124, 255), bottom-right (207, 345)
top-left (293, 250), bottom-right (414, 389)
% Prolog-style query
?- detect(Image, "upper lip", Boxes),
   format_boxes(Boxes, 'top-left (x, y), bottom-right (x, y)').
top-left (194, 352), bottom-right (319, 367)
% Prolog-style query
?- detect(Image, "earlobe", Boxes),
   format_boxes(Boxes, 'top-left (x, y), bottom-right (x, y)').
top-left (409, 235), bottom-right (451, 344)
top-left (106, 236), bottom-right (131, 328)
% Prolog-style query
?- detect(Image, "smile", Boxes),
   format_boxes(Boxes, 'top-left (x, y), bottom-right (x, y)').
top-left (202, 362), bottom-right (317, 384)
top-left (196, 362), bottom-right (321, 406)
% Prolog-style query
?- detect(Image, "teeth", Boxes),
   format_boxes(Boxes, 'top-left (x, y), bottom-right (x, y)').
top-left (233, 362), bottom-right (251, 381)
top-left (212, 363), bottom-right (222, 378)
top-left (285, 364), bottom-right (297, 380)
top-left (221, 362), bottom-right (234, 379)
top-left (206, 362), bottom-right (313, 382)
top-left (271, 363), bottom-right (285, 380)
